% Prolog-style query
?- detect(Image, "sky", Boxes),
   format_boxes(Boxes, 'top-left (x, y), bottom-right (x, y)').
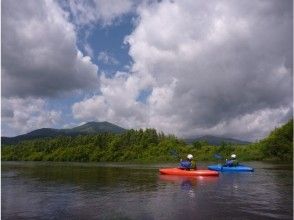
top-left (1, 0), bottom-right (293, 141)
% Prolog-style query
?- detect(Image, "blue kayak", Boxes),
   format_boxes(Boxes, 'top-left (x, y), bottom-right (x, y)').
top-left (208, 164), bottom-right (254, 172)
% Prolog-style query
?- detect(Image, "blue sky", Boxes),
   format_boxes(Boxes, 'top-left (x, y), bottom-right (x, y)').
top-left (45, 12), bottom-right (138, 129)
top-left (2, 0), bottom-right (293, 141)
top-left (78, 14), bottom-right (135, 74)
top-left (52, 13), bottom-right (138, 128)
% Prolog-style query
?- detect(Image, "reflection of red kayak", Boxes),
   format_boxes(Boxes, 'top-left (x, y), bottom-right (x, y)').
top-left (159, 168), bottom-right (219, 176)
top-left (159, 175), bottom-right (218, 183)
top-left (159, 175), bottom-right (196, 182)
top-left (159, 175), bottom-right (198, 184)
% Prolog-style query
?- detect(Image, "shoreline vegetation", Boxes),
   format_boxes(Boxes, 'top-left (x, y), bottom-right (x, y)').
top-left (2, 119), bottom-right (292, 163)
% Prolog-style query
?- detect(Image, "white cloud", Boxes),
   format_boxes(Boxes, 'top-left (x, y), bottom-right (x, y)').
top-left (72, 71), bottom-right (153, 129)
top-left (2, 0), bottom-right (99, 98)
top-left (72, 0), bottom-right (292, 141)
top-left (67, 0), bottom-right (134, 27)
top-left (178, 107), bottom-right (292, 141)
top-left (84, 43), bottom-right (94, 57)
top-left (97, 51), bottom-right (119, 65)
top-left (2, 98), bottom-right (61, 136)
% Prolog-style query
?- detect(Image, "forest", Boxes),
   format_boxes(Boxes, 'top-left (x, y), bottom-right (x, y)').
top-left (2, 119), bottom-right (293, 162)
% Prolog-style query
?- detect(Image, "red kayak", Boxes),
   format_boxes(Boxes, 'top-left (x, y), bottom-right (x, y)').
top-left (159, 168), bottom-right (219, 177)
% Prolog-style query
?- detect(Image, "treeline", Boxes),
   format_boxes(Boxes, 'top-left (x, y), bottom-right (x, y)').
top-left (190, 119), bottom-right (293, 161)
top-left (258, 119), bottom-right (293, 161)
top-left (2, 119), bottom-right (293, 162)
top-left (2, 129), bottom-right (187, 162)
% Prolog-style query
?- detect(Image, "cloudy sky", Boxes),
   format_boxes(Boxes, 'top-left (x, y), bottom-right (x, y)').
top-left (1, 0), bottom-right (293, 141)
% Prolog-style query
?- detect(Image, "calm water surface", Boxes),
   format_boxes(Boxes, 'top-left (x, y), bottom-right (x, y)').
top-left (2, 161), bottom-right (293, 220)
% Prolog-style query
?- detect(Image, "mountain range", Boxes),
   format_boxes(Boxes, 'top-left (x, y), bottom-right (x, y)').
top-left (184, 135), bottom-right (250, 146)
top-left (1, 121), bottom-right (250, 146)
top-left (2, 121), bottom-right (126, 145)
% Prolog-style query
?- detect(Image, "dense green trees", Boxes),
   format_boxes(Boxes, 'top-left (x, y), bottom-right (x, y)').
top-left (259, 119), bottom-right (293, 161)
top-left (2, 129), bottom-right (185, 162)
top-left (2, 119), bottom-right (293, 162)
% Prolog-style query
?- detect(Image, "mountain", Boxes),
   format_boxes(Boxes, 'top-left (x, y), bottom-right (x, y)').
top-left (185, 135), bottom-right (250, 146)
top-left (2, 121), bottom-right (126, 145)
top-left (67, 121), bottom-right (126, 134)
top-left (1, 122), bottom-right (251, 146)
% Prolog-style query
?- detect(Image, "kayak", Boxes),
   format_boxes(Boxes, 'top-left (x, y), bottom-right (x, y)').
top-left (159, 168), bottom-right (219, 176)
top-left (208, 164), bottom-right (254, 172)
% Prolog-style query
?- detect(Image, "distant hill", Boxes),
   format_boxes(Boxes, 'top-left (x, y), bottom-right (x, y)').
top-left (185, 135), bottom-right (250, 146)
top-left (68, 121), bottom-right (126, 134)
top-left (2, 121), bottom-right (126, 145)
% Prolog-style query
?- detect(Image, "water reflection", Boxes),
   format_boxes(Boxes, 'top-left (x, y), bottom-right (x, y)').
top-left (2, 162), bottom-right (293, 220)
top-left (159, 175), bottom-right (218, 185)
top-left (2, 163), bottom-right (158, 193)
top-left (159, 175), bottom-right (218, 198)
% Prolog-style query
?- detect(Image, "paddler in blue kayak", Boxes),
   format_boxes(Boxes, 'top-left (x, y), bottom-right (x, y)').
top-left (224, 154), bottom-right (239, 167)
top-left (179, 154), bottom-right (197, 170)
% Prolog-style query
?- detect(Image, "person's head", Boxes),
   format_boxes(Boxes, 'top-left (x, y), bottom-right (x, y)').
top-left (231, 154), bottom-right (236, 159)
top-left (187, 154), bottom-right (193, 161)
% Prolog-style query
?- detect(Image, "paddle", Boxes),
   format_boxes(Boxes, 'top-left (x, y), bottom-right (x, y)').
top-left (213, 153), bottom-right (223, 160)
top-left (213, 153), bottom-right (224, 171)
top-left (170, 149), bottom-right (181, 160)
top-left (170, 150), bottom-right (193, 170)
top-left (170, 149), bottom-right (184, 169)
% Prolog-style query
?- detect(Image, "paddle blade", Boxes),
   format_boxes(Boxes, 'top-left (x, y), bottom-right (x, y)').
top-left (170, 149), bottom-right (179, 158)
top-left (214, 154), bottom-right (223, 159)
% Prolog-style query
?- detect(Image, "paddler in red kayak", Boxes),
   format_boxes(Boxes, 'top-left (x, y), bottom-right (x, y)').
top-left (179, 154), bottom-right (197, 170)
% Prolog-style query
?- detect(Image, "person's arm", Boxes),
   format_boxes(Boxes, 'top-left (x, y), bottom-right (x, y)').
top-left (225, 160), bottom-right (233, 166)
top-left (224, 159), bottom-right (228, 166)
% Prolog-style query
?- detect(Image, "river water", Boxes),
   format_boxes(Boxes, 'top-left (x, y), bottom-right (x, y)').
top-left (2, 161), bottom-right (293, 220)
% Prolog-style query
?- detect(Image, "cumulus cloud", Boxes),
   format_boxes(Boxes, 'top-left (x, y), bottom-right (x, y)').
top-left (133, 0), bottom-right (293, 140)
top-left (179, 107), bottom-right (292, 141)
top-left (97, 52), bottom-right (119, 65)
top-left (67, 0), bottom-right (134, 27)
top-left (72, 0), bottom-right (292, 141)
top-left (2, 98), bottom-right (61, 136)
top-left (72, 71), bottom-right (153, 128)
top-left (2, 0), bottom-right (99, 98)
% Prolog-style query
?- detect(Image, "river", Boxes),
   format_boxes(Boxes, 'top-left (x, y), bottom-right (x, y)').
top-left (2, 161), bottom-right (293, 220)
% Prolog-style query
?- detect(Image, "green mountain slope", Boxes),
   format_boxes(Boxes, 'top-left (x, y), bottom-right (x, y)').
top-left (2, 121), bottom-right (126, 145)
top-left (68, 121), bottom-right (125, 134)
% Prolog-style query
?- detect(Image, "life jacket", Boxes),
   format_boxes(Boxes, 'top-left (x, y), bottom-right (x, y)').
top-left (179, 160), bottom-right (192, 169)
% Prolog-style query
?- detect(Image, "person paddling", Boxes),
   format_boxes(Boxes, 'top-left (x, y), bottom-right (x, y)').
top-left (179, 154), bottom-right (197, 170)
top-left (224, 154), bottom-right (239, 167)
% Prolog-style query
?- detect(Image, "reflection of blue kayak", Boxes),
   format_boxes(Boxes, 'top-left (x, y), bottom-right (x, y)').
top-left (208, 164), bottom-right (254, 172)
